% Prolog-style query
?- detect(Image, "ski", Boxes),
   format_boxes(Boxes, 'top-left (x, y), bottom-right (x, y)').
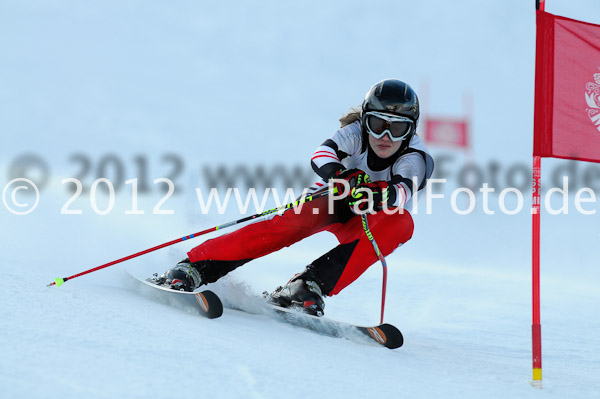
top-left (128, 273), bottom-right (401, 347)
top-left (224, 299), bottom-right (403, 349)
top-left (266, 304), bottom-right (403, 349)
top-left (129, 273), bottom-right (223, 319)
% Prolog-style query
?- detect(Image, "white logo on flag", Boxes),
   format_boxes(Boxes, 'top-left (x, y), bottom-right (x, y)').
top-left (585, 68), bottom-right (600, 132)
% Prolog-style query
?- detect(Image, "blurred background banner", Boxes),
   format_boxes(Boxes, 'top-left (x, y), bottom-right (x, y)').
top-left (424, 118), bottom-right (470, 150)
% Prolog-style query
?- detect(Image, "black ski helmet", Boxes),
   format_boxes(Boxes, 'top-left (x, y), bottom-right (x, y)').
top-left (361, 79), bottom-right (420, 145)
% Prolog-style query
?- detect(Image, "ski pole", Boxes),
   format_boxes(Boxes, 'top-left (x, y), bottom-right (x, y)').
top-left (47, 189), bottom-right (332, 288)
top-left (361, 213), bottom-right (388, 324)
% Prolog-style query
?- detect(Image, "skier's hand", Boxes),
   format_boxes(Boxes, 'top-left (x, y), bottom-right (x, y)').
top-left (347, 179), bottom-right (390, 213)
top-left (331, 168), bottom-right (368, 197)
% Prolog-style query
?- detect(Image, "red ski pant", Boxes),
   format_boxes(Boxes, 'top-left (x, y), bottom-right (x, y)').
top-left (188, 196), bottom-right (414, 296)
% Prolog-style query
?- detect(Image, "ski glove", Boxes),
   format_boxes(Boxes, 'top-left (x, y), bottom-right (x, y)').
top-left (331, 168), bottom-right (368, 197)
top-left (347, 179), bottom-right (390, 213)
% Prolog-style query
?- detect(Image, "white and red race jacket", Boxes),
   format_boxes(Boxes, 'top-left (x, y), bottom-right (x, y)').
top-left (310, 120), bottom-right (434, 210)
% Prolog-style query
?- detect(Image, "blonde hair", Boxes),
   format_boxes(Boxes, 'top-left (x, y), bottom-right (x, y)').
top-left (339, 106), bottom-right (362, 128)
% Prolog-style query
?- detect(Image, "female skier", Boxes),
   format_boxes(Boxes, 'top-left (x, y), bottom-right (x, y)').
top-left (156, 78), bottom-right (434, 316)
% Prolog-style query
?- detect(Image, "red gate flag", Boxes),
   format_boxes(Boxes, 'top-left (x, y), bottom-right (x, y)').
top-left (534, 10), bottom-right (600, 163)
top-left (532, 5), bottom-right (600, 387)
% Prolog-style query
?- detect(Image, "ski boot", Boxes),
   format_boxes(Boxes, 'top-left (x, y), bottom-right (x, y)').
top-left (154, 258), bottom-right (203, 292)
top-left (266, 271), bottom-right (326, 317)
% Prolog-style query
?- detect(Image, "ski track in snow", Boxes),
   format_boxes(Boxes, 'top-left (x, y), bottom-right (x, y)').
top-left (1, 258), bottom-right (599, 399)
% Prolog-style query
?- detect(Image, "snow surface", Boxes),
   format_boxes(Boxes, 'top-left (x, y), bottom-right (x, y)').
top-left (1, 1), bottom-right (600, 398)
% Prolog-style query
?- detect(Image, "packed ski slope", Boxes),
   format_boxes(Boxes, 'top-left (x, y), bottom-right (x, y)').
top-left (2, 229), bottom-right (599, 399)
top-left (2, 0), bottom-right (600, 398)
top-left (2, 194), bottom-right (600, 399)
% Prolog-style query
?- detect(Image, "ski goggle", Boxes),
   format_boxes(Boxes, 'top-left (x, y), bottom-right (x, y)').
top-left (364, 111), bottom-right (414, 142)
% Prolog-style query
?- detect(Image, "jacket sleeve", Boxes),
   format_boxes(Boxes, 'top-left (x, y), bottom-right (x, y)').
top-left (311, 121), bottom-right (362, 180)
top-left (387, 136), bottom-right (435, 208)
